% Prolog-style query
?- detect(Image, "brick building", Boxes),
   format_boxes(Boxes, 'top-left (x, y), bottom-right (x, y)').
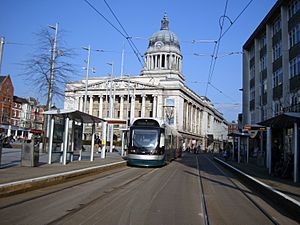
top-left (0, 75), bottom-right (14, 134)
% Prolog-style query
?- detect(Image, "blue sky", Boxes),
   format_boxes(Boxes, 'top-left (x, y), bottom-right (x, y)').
top-left (0, 0), bottom-right (277, 122)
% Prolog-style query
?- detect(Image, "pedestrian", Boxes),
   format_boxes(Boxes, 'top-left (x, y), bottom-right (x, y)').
top-left (95, 135), bottom-right (100, 153)
top-left (98, 138), bottom-right (102, 153)
top-left (225, 143), bottom-right (231, 159)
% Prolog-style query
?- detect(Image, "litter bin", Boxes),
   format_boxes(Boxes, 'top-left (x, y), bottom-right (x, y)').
top-left (21, 140), bottom-right (39, 167)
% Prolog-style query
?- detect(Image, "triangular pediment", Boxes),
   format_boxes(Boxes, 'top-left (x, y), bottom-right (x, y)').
top-left (76, 78), bottom-right (162, 91)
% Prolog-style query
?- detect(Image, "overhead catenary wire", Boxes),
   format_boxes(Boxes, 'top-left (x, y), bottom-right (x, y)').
top-left (102, 0), bottom-right (158, 86)
top-left (83, 0), bottom-right (127, 39)
top-left (204, 0), bottom-right (255, 99)
top-left (103, 0), bottom-right (144, 66)
top-left (219, 0), bottom-right (255, 41)
top-left (204, 0), bottom-right (229, 97)
top-left (83, 0), bottom-right (144, 67)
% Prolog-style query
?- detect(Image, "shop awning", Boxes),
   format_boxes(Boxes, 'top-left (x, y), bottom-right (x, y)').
top-left (258, 112), bottom-right (300, 128)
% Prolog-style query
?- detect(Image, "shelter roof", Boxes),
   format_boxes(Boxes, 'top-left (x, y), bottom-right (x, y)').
top-left (258, 112), bottom-right (300, 128)
top-left (43, 109), bottom-right (104, 124)
top-left (228, 131), bottom-right (251, 138)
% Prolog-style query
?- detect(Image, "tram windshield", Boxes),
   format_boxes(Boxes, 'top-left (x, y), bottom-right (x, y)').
top-left (131, 129), bottom-right (159, 151)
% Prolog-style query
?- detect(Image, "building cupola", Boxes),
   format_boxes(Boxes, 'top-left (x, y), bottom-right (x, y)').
top-left (141, 14), bottom-right (184, 82)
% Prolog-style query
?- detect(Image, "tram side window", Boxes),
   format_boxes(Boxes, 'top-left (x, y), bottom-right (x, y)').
top-left (160, 133), bottom-right (165, 148)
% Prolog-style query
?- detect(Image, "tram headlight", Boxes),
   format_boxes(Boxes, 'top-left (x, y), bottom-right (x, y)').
top-left (128, 148), bottom-right (136, 154)
top-left (152, 148), bottom-right (164, 155)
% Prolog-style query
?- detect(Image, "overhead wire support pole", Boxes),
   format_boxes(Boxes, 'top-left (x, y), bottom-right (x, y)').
top-left (83, 45), bottom-right (91, 114)
top-left (107, 62), bottom-right (114, 153)
top-left (46, 22), bottom-right (58, 138)
top-left (120, 42), bottom-right (125, 78)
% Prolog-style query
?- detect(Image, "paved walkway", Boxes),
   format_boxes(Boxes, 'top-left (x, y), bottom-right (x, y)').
top-left (0, 148), bottom-right (125, 185)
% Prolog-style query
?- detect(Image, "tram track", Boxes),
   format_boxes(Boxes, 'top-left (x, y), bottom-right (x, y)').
top-left (45, 167), bottom-right (158, 225)
top-left (0, 166), bottom-right (145, 211)
top-left (196, 154), bottom-right (280, 225)
top-left (196, 155), bottom-right (210, 225)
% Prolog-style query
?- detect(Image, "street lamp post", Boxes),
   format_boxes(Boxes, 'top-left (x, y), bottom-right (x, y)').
top-left (82, 45), bottom-right (91, 114)
top-left (0, 37), bottom-right (5, 74)
top-left (81, 47), bottom-right (104, 139)
top-left (47, 23), bottom-right (58, 111)
top-left (106, 62), bottom-right (114, 118)
top-left (107, 62), bottom-right (114, 153)
top-left (82, 47), bottom-right (105, 114)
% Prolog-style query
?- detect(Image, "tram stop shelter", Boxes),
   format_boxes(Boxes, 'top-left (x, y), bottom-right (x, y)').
top-left (258, 112), bottom-right (300, 183)
top-left (228, 131), bottom-right (251, 163)
top-left (44, 109), bottom-right (104, 165)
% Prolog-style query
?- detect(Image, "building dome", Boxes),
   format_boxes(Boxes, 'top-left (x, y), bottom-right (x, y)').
top-left (142, 14), bottom-right (184, 82)
top-left (148, 14), bottom-right (180, 50)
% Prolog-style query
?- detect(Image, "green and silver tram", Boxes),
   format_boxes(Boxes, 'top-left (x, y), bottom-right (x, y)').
top-left (127, 118), bottom-right (182, 167)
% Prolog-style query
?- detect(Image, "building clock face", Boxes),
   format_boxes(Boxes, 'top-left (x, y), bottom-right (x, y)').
top-left (155, 41), bottom-right (164, 49)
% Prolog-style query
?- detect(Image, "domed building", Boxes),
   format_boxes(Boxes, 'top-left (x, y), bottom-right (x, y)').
top-left (64, 15), bottom-right (228, 151)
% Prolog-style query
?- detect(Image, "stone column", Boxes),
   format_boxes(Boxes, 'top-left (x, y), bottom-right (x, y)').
top-left (179, 57), bottom-right (182, 72)
top-left (120, 95), bottom-right (124, 119)
top-left (141, 94), bottom-right (146, 117)
top-left (198, 109), bottom-right (201, 135)
top-left (156, 95), bottom-right (163, 119)
top-left (89, 95), bottom-right (93, 115)
top-left (194, 108), bottom-right (197, 133)
top-left (130, 95), bottom-right (135, 121)
top-left (151, 55), bottom-right (154, 69)
top-left (185, 103), bottom-right (189, 132)
top-left (99, 95), bottom-right (103, 118)
top-left (79, 96), bottom-right (83, 112)
top-left (195, 108), bottom-right (198, 134)
top-left (190, 106), bottom-right (193, 132)
top-left (147, 55), bottom-right (150, 70)
top-left (77, 96), bottom-right (80, 111)
top-left (152, 95), bottom-right (157, 117)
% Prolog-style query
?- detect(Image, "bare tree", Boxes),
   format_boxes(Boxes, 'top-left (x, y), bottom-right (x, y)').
top-left (23, 26), bottom-right (77, 107)
top-left (22, 25), bottom-right (77, 151)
